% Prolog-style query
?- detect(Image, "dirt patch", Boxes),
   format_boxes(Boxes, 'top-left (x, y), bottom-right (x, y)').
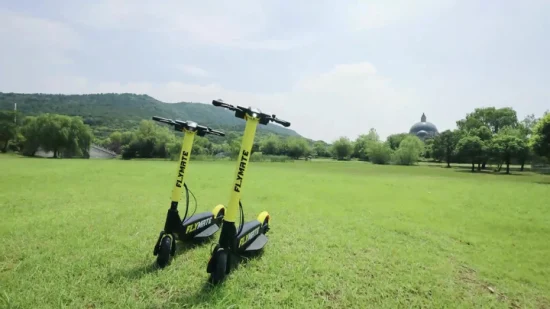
top-left (456, 262), bottom-right (521, 308)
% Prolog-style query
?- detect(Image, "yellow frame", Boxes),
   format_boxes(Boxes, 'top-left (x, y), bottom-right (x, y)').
top-left (224, 115), bottom-right (260, 223)
top-left (170, 128), bottom-right (196, 203)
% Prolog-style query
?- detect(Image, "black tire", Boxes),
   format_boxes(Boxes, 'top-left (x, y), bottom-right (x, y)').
top-left (156, 236), bottom-right (172, 268)
top-left (261, 218), bottom-right (270, 234)
top-left (209, 250), bottom-right (228, 285)
top-left (215, 209), bottom-right (225, 226)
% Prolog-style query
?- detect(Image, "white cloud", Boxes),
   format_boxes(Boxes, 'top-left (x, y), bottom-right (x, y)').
top-left (348, 0), bottom-right (457, 31)
top-left (60, 0), bottom-right (310, 51)
top-left (2, 60), bottom-right (415, 142)
top-left (0, 9), bottom-right (80, 67)
top-left (179, 65), bottom-right (209, 78)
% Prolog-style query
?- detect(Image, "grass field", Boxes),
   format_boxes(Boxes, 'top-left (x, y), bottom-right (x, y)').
top-left (1, 154), bottom-right (549, 309)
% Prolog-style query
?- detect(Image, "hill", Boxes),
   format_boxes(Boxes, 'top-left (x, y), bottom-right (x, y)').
top-left (0, 92), bottom-right (300, 138)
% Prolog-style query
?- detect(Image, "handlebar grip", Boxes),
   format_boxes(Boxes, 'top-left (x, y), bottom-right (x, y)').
top-left (152, 116), bottom-right (167, 122)
top-left (152, 116), bottom-right (174, 125)
top-left (272, 116), bottom-right (291, 127)
top-left (209, 129), bottom-right (225, 137)
top-left (212, 100), bottom-right (224, 107)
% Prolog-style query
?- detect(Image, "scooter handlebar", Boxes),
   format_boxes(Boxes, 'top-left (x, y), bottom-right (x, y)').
top-left (271, 115), bottom-right (291, 127)
top-left (152, 116), bottom-right (175, 125)
top-left (212, 99), bottom-right (238, 111)
top-left (207, 128), bottom-right (225, 137)
top-left (212, 99), bottom-right (291, 128)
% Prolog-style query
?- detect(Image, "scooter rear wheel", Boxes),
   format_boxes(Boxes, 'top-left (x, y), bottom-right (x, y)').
top-left (156, 235), bottom-right (172, 268)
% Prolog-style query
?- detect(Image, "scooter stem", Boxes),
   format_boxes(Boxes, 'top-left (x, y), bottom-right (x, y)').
top-left (224, 115), bottom-right (259, 223)
top-left (170, 129), bottom-right (196, 208)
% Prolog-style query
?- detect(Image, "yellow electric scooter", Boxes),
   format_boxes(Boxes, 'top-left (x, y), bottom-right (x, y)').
top-left (206, 99), bottom-right (291, 283)
top-left (152, 116), bottom-right (226, 268)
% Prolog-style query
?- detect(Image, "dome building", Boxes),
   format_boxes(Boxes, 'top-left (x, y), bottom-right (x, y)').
top-left (409, 113), bottom-right (438, 140)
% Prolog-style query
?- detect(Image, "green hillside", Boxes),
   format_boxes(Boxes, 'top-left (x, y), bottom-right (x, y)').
top-left (0, 92), bottom-right (300, 138)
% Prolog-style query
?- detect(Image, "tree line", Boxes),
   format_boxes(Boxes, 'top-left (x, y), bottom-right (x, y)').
top-left (0, 111), bottom-right (328, 160)
top-left (1, 106), bottom-right (549, 170)
top-left (329, 107), bottom-right (550, 173)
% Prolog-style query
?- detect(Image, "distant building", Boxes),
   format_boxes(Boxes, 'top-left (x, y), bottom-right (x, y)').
top-left (409, 113), bottom-right (439, 140)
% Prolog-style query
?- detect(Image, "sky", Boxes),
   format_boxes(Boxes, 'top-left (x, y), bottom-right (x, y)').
top-left (0, 0), bottom-right (549, 142)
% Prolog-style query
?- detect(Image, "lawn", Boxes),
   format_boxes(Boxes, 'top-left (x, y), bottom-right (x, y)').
top-left (1, 155), bottom-right (549, 309)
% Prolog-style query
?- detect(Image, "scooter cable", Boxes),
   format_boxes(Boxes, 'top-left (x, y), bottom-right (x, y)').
top-left (182, 183), bottom-right (190, 222)
top-left (187, 186), bottom-right (198, 218)
top-left (237, 200), bottom-right (245, 236)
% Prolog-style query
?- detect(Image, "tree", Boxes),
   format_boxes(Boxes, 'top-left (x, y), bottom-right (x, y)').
top-left (457, 107), bottom-right (518, 134)
top-left (313, 141), bottom-right (330, 157)
top-left (331, 137), bottom-right (353, 160)
top-left (457, 108), bottom-right (519, 169)
top-left (386, 133), bottom-right (409, 150)
top-left (423, 138), bottom-right (435, 160)
top-left (489, 133), bottom-right (528, 174)
top-left (391, 135), bottom-right (424, 165)
top-left (353, 129), bottom-right (379, 160)
top-left (530, 113), bottom-right (550, 159)
top-left (456, 136), bottom-right (484, 172)
top-left (367, 141), bottom-right (392, 164)
top-left (18, 113), bottom-right (92, 158)
top-left (107, 131), bottom-right (124, 153)
top-left (0, 111), bottom-right (17, 152)
top-left (285, 137), bottom-right (311, 159)
top-left (261, 134), bottom-right (282, 155)
top-left (432, 130), bottom-right (460, 167)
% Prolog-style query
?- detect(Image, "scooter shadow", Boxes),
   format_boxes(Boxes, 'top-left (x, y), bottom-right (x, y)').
top-left (113, 238), bottom-right (214, 281)
top-left (205, 249), bottom-right (266, 285)
top-left (167, 252), bottom-right (267, 307)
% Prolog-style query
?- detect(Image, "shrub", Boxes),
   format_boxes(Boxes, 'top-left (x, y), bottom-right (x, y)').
top-left (367, 141), bottom-right (392, 164)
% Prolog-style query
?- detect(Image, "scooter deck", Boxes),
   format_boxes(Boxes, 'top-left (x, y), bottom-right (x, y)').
top-left (244, 233), bottom-right (268, 252)
top-left (194, 224), bottom-right (220, 239)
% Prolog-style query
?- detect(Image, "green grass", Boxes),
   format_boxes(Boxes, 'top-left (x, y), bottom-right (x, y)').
top-left (1, 155), bottom-right (549, 309)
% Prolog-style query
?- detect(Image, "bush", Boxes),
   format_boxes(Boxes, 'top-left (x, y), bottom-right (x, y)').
top-left (391, 135), bottom-right (424, 166)
top-left (367, 142), bottom-right (392, 164)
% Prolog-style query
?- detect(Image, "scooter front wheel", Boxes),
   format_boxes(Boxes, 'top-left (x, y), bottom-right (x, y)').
top-left (156, 235), bottom-right (172, 268)
top-left (208, 249), bottom-right (228, 284)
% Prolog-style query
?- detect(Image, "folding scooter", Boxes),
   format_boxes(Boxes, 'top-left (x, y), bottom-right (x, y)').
top-left (205, 99), bottom-right (291, 283)
top-left (151, 116), bottom-right (227, 268)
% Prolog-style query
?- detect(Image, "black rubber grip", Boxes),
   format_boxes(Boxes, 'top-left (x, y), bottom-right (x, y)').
top-left (152, 116), bottom-right (167, 122)
top-left (210, 129), bottom-right (225, 136)
top-left (212, 100), bottom-right (224, 107)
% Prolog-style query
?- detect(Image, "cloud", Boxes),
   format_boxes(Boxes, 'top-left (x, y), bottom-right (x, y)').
top-left (179, 65), bottom-right (209, 78)
top-left (1, 60), bottom-right (415, 142)
top-left (348, 0), bottom-right (457, 31)
top-left (0, 9), bottom-right (81, 92)
top-left (60, 0), bottom-right (312, 51)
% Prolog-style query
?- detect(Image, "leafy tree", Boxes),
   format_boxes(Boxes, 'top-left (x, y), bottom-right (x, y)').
top-left (456, 136), bottom-right (485, 172)
top-left (331, 137), bottom-right (353, 160)
top-left (285, 137), bottom-right (311, 159)
top-left (457, 107), bottom-right (518, 134)
top-left (367, 141), bottom-right (392, 164)
top-left (489, 133), bottom-right (528, 174)
top-left (432, 130), bottom-right (460, 167)
top-left (313, 141), bottom-right (330, 157)
top-left (530, 113), bottom-right (550, 159)
top-left (0, 111), bottom-right (17, 152)
top-left (457, 108), bottom-right (519, 169)
top-left (261, 134), bottom-right (282, 155)
top-left (353, 128), bottom-right (379, 160)
top-left (423, 138), bottom-right (435, 160)
top-left (386, 133), bottom-right (409, 150)
top-left (391, 135), bottom-right (424, 165)
top-left (19, 113), bottom-right (92, 158)
top-left (107, 131), bottom-right (124, 153)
